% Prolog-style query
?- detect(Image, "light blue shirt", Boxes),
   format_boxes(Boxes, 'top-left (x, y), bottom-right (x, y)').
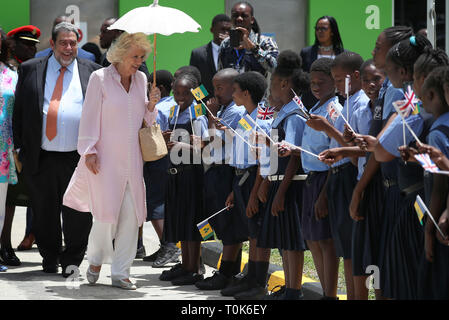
top-left (208, 101), bottom-right (246, 164)
top-left (380, 77), bottom-right (405, 121)
top-left (41, 55), bottom-right (83, 152)
top-left (379, 113), bottom-right (424, 157)
top-left (228, 107), bottom-right (272, 169)
top-left (350, 100), bottom-right (373, 180)
top-left (156, 96), bottom-right (175, 131)
top-left (329, 89), bottom-right (370, 167)
top-left (427, 111), bottom-right (449, 159)
top-left (168, 102), bottom-right (209, 139)
top-left (301, 96), bottom-right (337, 173)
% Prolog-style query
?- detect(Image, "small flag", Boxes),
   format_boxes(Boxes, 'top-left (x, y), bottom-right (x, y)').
top-left (257, 103), bottom-right (276, 120)
top-left (395, 85), bottom-right (420, 118)
top-left (345, 75), bottom-right (351, 96)
top-left (292, 94), bottom-right (310, 119)
top-left (169, 105), bottom-right (179, 119)
top-left (415, 153), bottom-right (440, 173)
top-left (238, 114), bottom-right (254, 131)
top-left (197, 220), bottom-right (214, 240)
top-left (414, 195), bottom-right (426, 226)
top-left (327, 101), bottom-right (343, 122)
top-left (190, 103), bottom-right (207, 119)
top-left (411, 100), bottom-right (422, 115)
top-left (191, 85), bottom-right (209, 101)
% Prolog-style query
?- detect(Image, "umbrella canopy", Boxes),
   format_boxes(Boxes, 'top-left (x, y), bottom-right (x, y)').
top-left (108, 0), bottom-right (201, 36)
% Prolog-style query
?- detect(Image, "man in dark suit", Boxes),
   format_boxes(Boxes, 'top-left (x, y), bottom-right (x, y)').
top-left (13, 22), bottom-right (100, 276)
top-left (189, 14), bottom-right (231, 98)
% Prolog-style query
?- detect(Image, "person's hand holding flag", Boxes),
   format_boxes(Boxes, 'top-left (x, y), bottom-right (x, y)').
top-left (437, 209), bottom-right (449, 246)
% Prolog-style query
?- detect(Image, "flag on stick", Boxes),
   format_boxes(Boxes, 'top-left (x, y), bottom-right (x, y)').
top-left (257, 103), bottom-right (276, 120)
top-left (415, 153), bottom-right (449, 175)
top-left (169, 105), bottom-right (180, 119)
top-left (197, 220), bottom-right (214, 240)
top-left (392, 101), bottom-right (423, 145)
top-left (191, 85), bottom-right (208, 101)
top-left (190, 103), bottom-right (207, 119)
top-left (414, 195), bottom-right (446, 238)
top-left (238, 114), bottom-right (255, 131)
top-left (291, 89), bottom-right (311, 119)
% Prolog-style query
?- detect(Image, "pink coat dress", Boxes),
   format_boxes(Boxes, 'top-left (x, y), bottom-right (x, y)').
top-left (63, 64), bottom-right (157, 226)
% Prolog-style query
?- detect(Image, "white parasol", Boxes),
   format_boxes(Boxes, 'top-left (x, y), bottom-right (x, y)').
top-left (108, 0), bottom-right (201, 85)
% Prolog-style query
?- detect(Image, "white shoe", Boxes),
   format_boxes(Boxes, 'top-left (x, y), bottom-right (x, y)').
top-left (86, 266), bottom-right (100, 285)
top-left (112, 279), bottom-right (137, 290)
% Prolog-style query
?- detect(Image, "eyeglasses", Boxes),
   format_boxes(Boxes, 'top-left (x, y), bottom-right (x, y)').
top-left (315, 27), bottom-right (329, 32)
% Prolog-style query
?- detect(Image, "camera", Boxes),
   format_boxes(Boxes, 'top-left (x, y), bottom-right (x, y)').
top-left (229, 28), bottom-right (242, 48)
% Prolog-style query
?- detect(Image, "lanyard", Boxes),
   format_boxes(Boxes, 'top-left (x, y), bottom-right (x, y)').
top-left (234, 49), bottom-right (245, 68)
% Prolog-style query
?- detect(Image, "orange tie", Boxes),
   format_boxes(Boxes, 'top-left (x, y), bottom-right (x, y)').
top-left (46, 66), bottom-right (67, 141)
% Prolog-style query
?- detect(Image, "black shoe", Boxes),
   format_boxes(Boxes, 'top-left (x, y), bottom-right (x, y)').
top-left (171, 272), bottom-right (204, 286)
top-left (159, 263), bottom-right (188, 281)
top-left (234, 284), bottom-right (267, 300)
top-left (153, 245), bottom-right (181, 268)
top-left (320, 295), bottom-right (339, 300)
top-left (0, 247), bottom-right (21, 266)
top-left (143, 247), bottom-right (162, 262)
top-left (135, 245), bottom-right (146, 259)
top-left (264, 285), bottom-right (286, 300)
top-left (43, 265), bottom-right (59, 273)
top-left (195, 271), bottom-right (230, 290)
top-left (220, 273), bottom-right (252, 297)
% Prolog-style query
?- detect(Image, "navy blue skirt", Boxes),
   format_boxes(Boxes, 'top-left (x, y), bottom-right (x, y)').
top-left (381, 190), bottom-right (424, 300)
top-left (163, 165), bottom-right (207, 242)
top-left (257, 180), bottom-right (306, 251)
top-left (352, 172), bottom-right (385, 276)
top-left (327, 163), bottom-right (357, 259)
top-left (301, 171), bottom-right (332, 241)
top-left (232, 168), bottom-right (260, 239)
top-left (205, 165), bottom-right (248, 245)
top-left (143, 155), bottom-right (169, 221)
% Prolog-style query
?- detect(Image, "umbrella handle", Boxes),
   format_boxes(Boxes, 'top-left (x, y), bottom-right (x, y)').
top-left (153, 33), bottom-right (157, 88)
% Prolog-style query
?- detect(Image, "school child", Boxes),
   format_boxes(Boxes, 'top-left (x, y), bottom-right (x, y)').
top-left (158, 73), bottom-right (209, 285)
top-left (358, 34), bottom-right (433, 299)
top-left (221, 71), bottom-right (273, 300)
top-left (194, 68), bottom-right (247, 290)
top-left (256, 50), bottom-right (309, 300)
top-left (284, 57), bottom-right (340, 300)
top-left (142, 70), bottom-right (181, 267)
top-left (319, 59), bottom-right (386, 300)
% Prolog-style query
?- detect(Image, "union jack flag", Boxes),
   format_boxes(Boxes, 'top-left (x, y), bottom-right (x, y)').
top-left (415, 153), bottom-right (439, 173)
top-left (257, 104), bottom-right (276, 120)
top-left (397, 85), bottom-right (420, 117)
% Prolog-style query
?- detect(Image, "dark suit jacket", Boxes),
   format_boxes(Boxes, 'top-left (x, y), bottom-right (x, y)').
top-left (300, 44), bottom-right (345, 73)
top-left (13, 56), bottom-right (101, 175)
top-left (189, 41), bottom-right (216, 97)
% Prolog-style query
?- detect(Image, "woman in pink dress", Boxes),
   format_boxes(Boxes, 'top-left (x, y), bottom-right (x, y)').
top-left (63, 32), bottom-right (160, 290)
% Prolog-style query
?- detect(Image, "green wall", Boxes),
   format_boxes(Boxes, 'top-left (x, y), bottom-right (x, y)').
top-left (0, 0), bottom-right (30, 33)
top-left (119, 0), bottom-right (225, 75)
top-left (308, 0), bottom-right (393, 59)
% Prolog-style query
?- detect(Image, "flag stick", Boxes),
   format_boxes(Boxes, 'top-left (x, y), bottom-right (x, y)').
top-left (280, 140), bottom-right (320, 159)
top-left (393, 102), bottom-right (422, 145)
top-left (197, 206), bottom-right (230, 227)
top-left (245, 115), bottom-right (277, 145)
top-left (290, 89), bottom-right (310, 118)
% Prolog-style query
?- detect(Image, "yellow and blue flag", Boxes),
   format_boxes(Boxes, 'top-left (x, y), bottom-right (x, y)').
top-left (169, 105), bottom-right (179, 119)
top-left (414, 195), bottom-right (427, 226)
top-left (238, 114), bottom-right (254, 131)
top-left (197, 220), bottom-right (214, 240)
top-left (191, 85), bottom-right (209, 101)
top-left (190, 103), bottom-right (207, 119)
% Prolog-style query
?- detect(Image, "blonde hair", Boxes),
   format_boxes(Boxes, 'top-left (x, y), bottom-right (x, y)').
top-left (106, 32), bottom-right (152, 64)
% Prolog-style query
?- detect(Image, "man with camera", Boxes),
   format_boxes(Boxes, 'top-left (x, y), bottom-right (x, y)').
top-left (217, 1), bottom-right (279, 77)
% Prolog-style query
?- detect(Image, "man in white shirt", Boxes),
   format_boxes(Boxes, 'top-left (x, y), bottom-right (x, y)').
top-left (189, 14), bottom-right (231, 98)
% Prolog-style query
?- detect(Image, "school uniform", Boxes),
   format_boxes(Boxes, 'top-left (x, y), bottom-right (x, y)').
top-left (418, 111), bottom-right (449, 300)
top-left (203, 102), bottom-right (247, 245)
top-left (350, 100), bottom-right (386, 276)
top-left (326, 90), bottom-right (369, 259)
top-left (378, 107), bottom-right (433, 300)
top-left (257, 100), bottom-right (307, 251)
top-left (301, 97), bottom-right (335, 242)
top-left (228, 107), bottom-right (272, 240)
top-left (143, 96), bottom-right (174, 222)
top-left (162, 104), bottom-right (209, 242)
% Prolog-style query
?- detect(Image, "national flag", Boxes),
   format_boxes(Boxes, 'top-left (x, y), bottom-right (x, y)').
top-left (415, 153), bottom-right (440, 173)
top-left (169, 105), bottom-right (179, 119)
top-left (411, 100), bottom-right (422, 115)
top-left (414, 195), bottom-right (427, 226)
top-left (257, 103), bottom-right (276, 120)
top-left (292, 94), bottom-right (310, 118)
top-left (191, 85), bottom-right (209, 101)
top-left (238, 114), bottom-right (254, 131)
top-left (395, 85), bottom-right (420, 117)
top-left (190, 103), bottom-right (207, 119)
top-left (197, 220), bottom-right (214, 240)
top-left (327, 101), bottom-right (343, 122)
